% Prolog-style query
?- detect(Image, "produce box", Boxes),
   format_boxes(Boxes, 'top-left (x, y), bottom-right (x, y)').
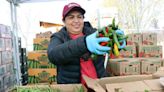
top-left (119, 45), bottom-right (137, 58)
top-left (1, 51), bottom-right (13, 64)
top-left (138, 45), bottom-right (162, 58)
top-left (5, 38), bottom-right (12, 51)
top-left (36, 31), bottom-right (52, 38)
top-left (105, 79), bottom-right (164, 92)
top-left (126, 34), bottom-right (134, 45)
top-left (28, 51), bottom-right (48, 62)
top-left (50, 84), bottom-right (87, 92)
top-left (140, 58), bottom-right (162, 74)
top-left (83, 74), bottom-right (153, 92)
top-left (142, 32), bottom-right (157, 45)
top-left (133, 33), bottom-right (142, 45)
top-left (0, 38), bottom-right (5, 51)
top-left (3, 73), bottom-right (11, 89)
top-left (0, 65), bottom-right (6, 76)
top-left (11, 84), bottom-right (87, 92)
top-left (5, 26), bottom-right (12, 38)
top-left (143, 79), bottom-right (164, 92)
top-left (0, 51), bottom-right (1, 65)
top-left (0, 77), bottom-right (3, 91)
top-left (28, 60), bottom-right (56, 69)
top-left (106, 81), bottom-right (151, 92)
top-left (108, 58), bottom-right (140, 76)
top-left (0, 24), bottom-right (6, 38)
top-left (28, 51), bottom-right (55, 68)
top-left (33, 38), bottom-right (50, 50)
top-left (6, 63), bottom-right (14, 73)
top-left (28, 68), bottom-right (56, 83)
top-left (0, 24), bottom-right (12, 38)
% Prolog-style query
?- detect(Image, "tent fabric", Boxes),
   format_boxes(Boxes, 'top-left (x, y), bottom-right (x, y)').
top-left (11, 0), bottom-right (65, 3)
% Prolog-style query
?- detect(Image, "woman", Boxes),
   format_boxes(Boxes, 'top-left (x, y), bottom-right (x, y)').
top-left (48, 2), bottom-right (125, 84)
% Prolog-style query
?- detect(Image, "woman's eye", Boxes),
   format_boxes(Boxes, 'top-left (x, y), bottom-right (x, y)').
top-left (68, 16), bottom-right (74, 19)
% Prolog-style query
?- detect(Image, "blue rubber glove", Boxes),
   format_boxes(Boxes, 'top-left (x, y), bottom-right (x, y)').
top-left (86, 31), bottom-right (111, 55)
top-left (115, 29), bottom-right (126, 49)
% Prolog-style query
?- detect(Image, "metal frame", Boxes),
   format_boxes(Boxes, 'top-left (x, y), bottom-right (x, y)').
top-left (10, 1), bottom-right (22, 85)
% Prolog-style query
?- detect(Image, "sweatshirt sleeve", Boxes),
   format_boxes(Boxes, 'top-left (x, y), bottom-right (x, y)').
top-left (47, 33), bottom-right (88, 65)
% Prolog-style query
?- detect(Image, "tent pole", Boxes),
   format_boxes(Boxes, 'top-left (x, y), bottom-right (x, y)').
top-left (10, 2), bottom-right (22, 85)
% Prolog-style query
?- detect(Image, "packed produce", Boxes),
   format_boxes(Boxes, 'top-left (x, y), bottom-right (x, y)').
top-left (11, 85), bottom-right (85, 92)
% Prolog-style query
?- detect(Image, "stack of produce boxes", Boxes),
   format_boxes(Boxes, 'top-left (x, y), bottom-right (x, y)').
top-left (108, 31), bottom-right (163, 76)
top-left (27, 31), bottom-right (56, 84)
top-left (0, 24), bottom-right (16, 91)
top-left (139, 32), bottom-right (163, 74)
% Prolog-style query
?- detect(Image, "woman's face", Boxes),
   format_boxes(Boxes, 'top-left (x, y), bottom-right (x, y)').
top-left (64, 11), bottom-right (84, 34)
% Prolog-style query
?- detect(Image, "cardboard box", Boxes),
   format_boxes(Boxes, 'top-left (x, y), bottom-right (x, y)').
top-left (5, 26), bottom-right (12, 38)
top-left (28, 68), bottom-right (56, 83)
top-left (5, 38), bottom-right (12, 51)
top-left (28, 51), bottom-right (48, 62)
top-left (50, 84), bottom-right (87, 92)
top-left (106, 81), bottom-right (151, 92)
top-left (133, 33), bottom-right (142, 45)
top-left (83, 74), bottom-right (153, 92)
top-left (138, 45), bottom-right (162, 58)
top-left (140, 58), bottom-right (162, 74)
top-left (0, 65), bottom-right (6, 76)
top-left (0, 24), bottom-right (6, 38)
top-left (142, 33), bottom-right (157, 45)
top-left (0, 24), bottom-right (11, 38)
top-left (126, 34), bottom-right (134, 45)
top-left (0, 52), bottom-right (1, 65)
top-left (0, 77), bottom-right (3, 91)
top-left (33, 38), bottom-right (50, 50)
top-left (28, 68), bottom-right (56, 76)
top-left (119, 45), bottom-right (137, 58)
top-left (108, 58), bottom-right (140, 76)
top-left (1, 51), bottom-right (13, 64)
top-left (28, 60), bottom-right (56, 69)
top-left (36, 31), bottom-right (52, 38)
top-left (144, 79), bottom-right (164, 92)
top-left (0, 38), bottom-right (5, 51)
top-left (11, 84), bottom-right (87, 92)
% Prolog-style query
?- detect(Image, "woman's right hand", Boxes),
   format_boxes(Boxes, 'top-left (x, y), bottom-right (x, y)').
top-left (86, 31), bottom-right (111, 55)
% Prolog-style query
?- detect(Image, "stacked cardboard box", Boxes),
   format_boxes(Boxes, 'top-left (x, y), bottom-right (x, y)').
top-left (108, 32), bottom-right (163, 76)
top-left (138, 32), bottom-right (161, 58)
top-left (118, 33), bottom-right (142, 58)
top-left (108, 58), bottom-right (140, 76)
top-left (118, 32), bottom-right (162, 58)
top-left (27, 31), bottom-right (56, 84)
top-left (0, 24), bottom-right (16, 91)
top-left (108, 58), bottom-right (164, 76)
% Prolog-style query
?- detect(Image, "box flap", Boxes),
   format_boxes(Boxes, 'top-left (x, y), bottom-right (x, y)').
top-left (144, 79), bottom-right (164, 91)
top-left (152, 67), bottom-right (164, 78)
top-left (106, 81), bottom-right (151, 92)
top-left (50, 84), bottom-right (87, 92)
top-left (98, 75), bottom-right (153, 89)
top-left (83, 75), bottom-right (106, 92)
